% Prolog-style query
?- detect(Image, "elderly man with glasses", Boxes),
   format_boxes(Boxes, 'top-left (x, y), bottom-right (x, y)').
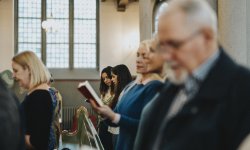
top-left (134, 0), bottom-right (250, 150)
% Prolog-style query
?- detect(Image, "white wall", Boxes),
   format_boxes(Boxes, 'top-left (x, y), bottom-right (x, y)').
top-left (0, 0), bottom-right (14, 72)
top-left (100, 1), bottom-right (139, 75)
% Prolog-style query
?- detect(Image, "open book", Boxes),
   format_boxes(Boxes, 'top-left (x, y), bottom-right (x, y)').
top-left (78, 81), bottom-right (103, 107)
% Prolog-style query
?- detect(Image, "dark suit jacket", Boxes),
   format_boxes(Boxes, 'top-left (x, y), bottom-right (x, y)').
top-left (134, 49), bottom-right (250, 150)
top-left (0, 78), bottom-right (24, 150)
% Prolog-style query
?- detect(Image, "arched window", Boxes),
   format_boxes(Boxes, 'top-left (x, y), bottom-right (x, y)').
top-left (153, 0), bottom-right (168, 33)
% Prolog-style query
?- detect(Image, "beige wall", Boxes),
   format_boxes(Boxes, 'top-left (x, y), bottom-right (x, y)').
top-left (218, 0), bottom-right (248, 66)
top-left (100, 1), bottom-right (139, 75)
top-left (248, 0), bottom-right (250, 66)
top-left (139, 0), bottom-right (155, 40)
top-left (0, 0), bottom-right (14, 72)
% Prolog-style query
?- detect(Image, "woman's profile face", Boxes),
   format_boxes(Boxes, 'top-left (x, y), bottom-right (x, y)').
top-left (12, 61), bottom-right (31, 89)
top-left (101, 72), bottom-right (112, 86)
top-left (111, 72), bottom-right (118, 86)
top-left (136, 46), bottom-right (148, 74)
top-left (145, 45), bottom-right (165, 73)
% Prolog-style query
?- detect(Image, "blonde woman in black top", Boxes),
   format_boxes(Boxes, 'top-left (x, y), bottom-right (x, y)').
top-left (12, 51), bottom-right (60, 150)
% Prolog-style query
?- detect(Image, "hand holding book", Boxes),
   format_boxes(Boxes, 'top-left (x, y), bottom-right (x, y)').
top-left (78, 81), bottom-right (104, 107)
top-left (89, 99), bottom-right (116, 121)
top-left (78, 81), bottom-right (116, 121)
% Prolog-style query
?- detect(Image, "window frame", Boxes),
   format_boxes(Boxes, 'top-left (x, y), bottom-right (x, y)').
top-left (14, 0), bottom-right (100, 80)
top-left (152, 0), bottom-right (168, 33)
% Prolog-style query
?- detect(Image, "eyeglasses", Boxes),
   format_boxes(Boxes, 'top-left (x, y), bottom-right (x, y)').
top-left (158, 30), bottom-right (202, 52)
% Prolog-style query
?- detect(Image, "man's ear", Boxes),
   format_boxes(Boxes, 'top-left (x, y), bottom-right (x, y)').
top-left (201, 26), bottom-right (215, 42)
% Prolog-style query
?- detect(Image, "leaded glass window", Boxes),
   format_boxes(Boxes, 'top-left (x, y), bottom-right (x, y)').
top-left (16, 0), bottom-right (98, 69)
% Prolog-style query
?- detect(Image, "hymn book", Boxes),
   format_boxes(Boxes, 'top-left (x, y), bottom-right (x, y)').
top-left (78, 81), bottom-right (103, 107)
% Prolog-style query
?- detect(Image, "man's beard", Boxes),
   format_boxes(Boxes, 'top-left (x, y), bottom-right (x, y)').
top-left (167, 67), bottom-right (188, 85)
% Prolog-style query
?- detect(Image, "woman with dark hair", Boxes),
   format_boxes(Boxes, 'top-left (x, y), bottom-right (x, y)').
top-left (99, 66), bottom-right (115, 106)
top-left (108, 64), bottom-right (133, 147)
top-left (98, 66), bottom-right (115, 150)
top-left (110, 64), bottom-right (133, 109)
top-left (90, 37), bottom-right (166, 150)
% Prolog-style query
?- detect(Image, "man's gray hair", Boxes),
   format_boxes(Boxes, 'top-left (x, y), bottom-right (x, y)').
top-left (161, 0), bottom-right (218, 34)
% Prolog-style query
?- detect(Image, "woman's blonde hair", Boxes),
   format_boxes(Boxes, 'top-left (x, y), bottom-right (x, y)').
top-left (137, 39), bottom-right (167, 82)
top-left (139, 40), bottom-right (151, 52)
top-left (12, 51), bottom-right (51, 89)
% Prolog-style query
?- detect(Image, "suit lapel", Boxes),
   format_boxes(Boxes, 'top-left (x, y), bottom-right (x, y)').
top-left (149, 83), bottom-right (181, 127)
top-left (160, 83), bottom-right (182, 110)
top-left (172, 49), bottom-right (239, 118)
